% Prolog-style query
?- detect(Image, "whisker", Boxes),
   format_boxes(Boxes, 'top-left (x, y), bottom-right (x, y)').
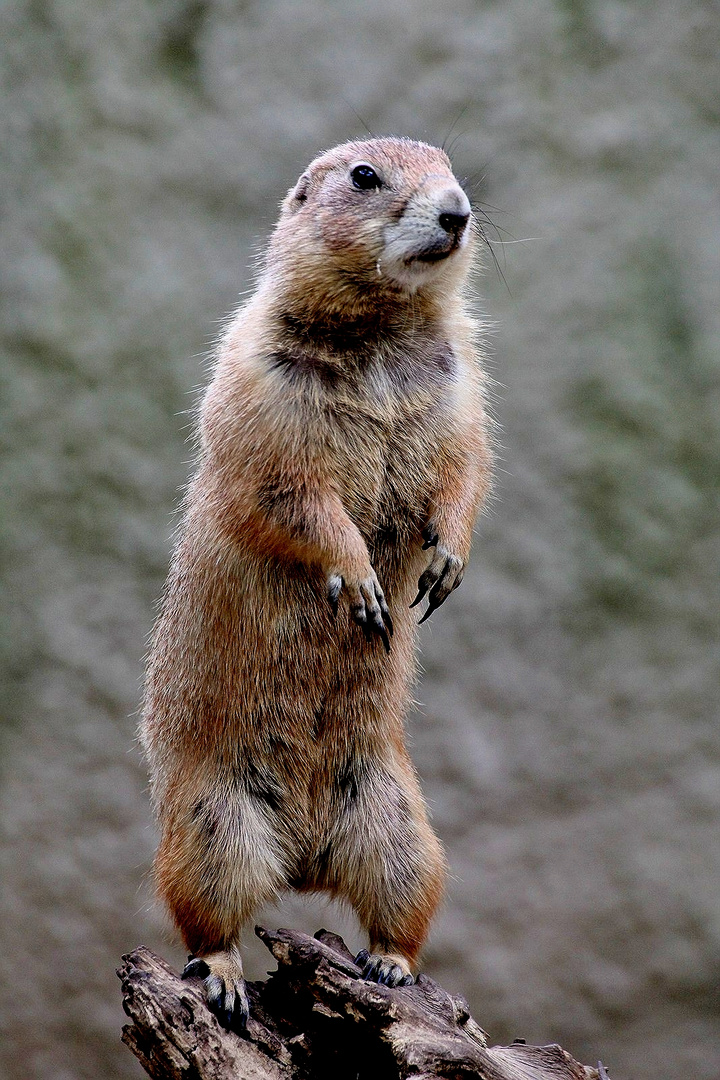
top-left (472, 219), bottom-right (512, 295)
top-left (486, 237), bottom-right (540, 245)
top-left (441, 104), bottom-right (470, 154)
top-left (340, 96), bottom-right (376, 139)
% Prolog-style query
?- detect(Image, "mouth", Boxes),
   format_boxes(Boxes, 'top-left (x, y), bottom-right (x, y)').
top-left (405, 239), bottom-right (459, 266)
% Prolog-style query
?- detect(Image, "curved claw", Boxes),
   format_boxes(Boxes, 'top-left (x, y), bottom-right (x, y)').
top-left (377, 626), bottom-right (391, 654)
top-left (336, 572), bottom-right (393, 652)
top-left (206, 977), bottom-right (249, 1032)
top-left (378, 595), bottom-right (394, 637)
top-left (354, 949), bottom-right (414, 988)
top-left (412, 548), bottom-right (465, 622)
top-left (182, 953), bottom-right (249, 1033)
top-left (410, 564), bottom-right (437, 608)
top-left (366, 602), bottom-right (391, 653)
top-left (418, 599), bottom-right (440, 625)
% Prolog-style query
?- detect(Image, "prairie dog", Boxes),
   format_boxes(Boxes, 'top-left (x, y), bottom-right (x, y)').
top-left (141, 137), bottom-right (493, 1031)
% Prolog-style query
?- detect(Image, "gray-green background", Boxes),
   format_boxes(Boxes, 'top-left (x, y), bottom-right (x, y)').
top-left (1, 1), bottom-right (718, 1078)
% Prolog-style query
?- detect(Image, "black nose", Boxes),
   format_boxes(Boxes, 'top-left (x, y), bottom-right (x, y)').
top-left (438, 211), bottom-right (470, 236)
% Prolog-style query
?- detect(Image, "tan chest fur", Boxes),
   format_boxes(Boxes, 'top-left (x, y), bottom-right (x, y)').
top-left (140, 138), bottom-right (492, 1013)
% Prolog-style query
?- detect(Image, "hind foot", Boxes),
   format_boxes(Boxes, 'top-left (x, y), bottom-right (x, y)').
top-left (354, 948), bottom-right (415, 987)
top-left (182, 946), bottom-right (249, 1032)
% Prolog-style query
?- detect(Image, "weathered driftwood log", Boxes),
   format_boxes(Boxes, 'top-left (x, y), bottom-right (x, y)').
top-left (119, 927), bottom-right (608, 1080)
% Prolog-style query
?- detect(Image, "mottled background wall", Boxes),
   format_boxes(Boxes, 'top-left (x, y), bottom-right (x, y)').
top-left (1, 1), bottom-right (719, 1078)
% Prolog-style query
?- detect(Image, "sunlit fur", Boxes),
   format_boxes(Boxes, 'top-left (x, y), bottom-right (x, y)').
top-left (141, 137), bottom-right (493, 1018)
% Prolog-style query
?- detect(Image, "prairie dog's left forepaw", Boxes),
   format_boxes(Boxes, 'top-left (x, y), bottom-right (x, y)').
top-left (411, 545), bottom-right (465, 622)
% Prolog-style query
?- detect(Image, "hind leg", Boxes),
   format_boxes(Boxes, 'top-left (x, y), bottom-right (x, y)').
top-left (325, 756), bottom-right (446, 987)
top-left (155, 785), bottom-right (289, 1030)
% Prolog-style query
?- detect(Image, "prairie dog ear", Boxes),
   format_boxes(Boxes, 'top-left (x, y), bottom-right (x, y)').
top-left (285, 170), bottom-right (312, 211)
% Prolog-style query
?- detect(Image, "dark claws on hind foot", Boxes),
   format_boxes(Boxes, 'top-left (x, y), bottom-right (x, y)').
top-left (207, 983), bottom-right (248, 1032)
top-left (182, 958), bottom-right (249, 1033)
top-left (353, 949), bottom-right (415, 989)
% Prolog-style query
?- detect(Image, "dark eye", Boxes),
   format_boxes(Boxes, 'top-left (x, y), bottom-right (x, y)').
top-left (351, 164), bottom-right (382, 191)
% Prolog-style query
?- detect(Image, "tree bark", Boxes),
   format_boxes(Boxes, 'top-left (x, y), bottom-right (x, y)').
top-left (118, 927), bottom-right (609, 1080)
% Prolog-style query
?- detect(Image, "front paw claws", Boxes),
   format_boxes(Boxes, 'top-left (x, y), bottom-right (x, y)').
top-left (411, 546), bottom-right (465, 623)
top-left (327, 572), bottom-right (393, 653)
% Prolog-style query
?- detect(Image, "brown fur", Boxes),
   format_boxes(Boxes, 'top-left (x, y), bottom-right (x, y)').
top-left (141, 137), bottom-right (493, 1023)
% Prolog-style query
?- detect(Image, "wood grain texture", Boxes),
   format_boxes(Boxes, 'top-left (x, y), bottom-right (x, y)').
top-left (119, 928), bottom-right (606, 1080)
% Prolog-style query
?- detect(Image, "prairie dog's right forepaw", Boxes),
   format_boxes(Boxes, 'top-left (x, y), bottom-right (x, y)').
top-left (326, 568), bottom-right (393, 652)
top-left (182, 947), bottom-right (249, 1033)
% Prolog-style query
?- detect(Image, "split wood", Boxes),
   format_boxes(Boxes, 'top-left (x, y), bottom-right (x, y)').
top-left (118, 927), bottom-right (611, 1079)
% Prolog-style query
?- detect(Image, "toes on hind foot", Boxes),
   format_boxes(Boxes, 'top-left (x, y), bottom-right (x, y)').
top-left (182, 951), bottom-right (249, 1032)
top-left (354, 949), bottom-right (415, 988)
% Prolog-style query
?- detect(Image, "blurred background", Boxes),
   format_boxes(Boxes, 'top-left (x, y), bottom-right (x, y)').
top-left (1, 1), bottom-right (719, 1077)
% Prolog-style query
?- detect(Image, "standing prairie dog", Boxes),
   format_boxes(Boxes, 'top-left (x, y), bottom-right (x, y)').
top-left (141, 136), bottom-right (493, 1031)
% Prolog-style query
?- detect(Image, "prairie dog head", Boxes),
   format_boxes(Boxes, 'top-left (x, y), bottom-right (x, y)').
top-left (264, 137), bottom-right (475, 321)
